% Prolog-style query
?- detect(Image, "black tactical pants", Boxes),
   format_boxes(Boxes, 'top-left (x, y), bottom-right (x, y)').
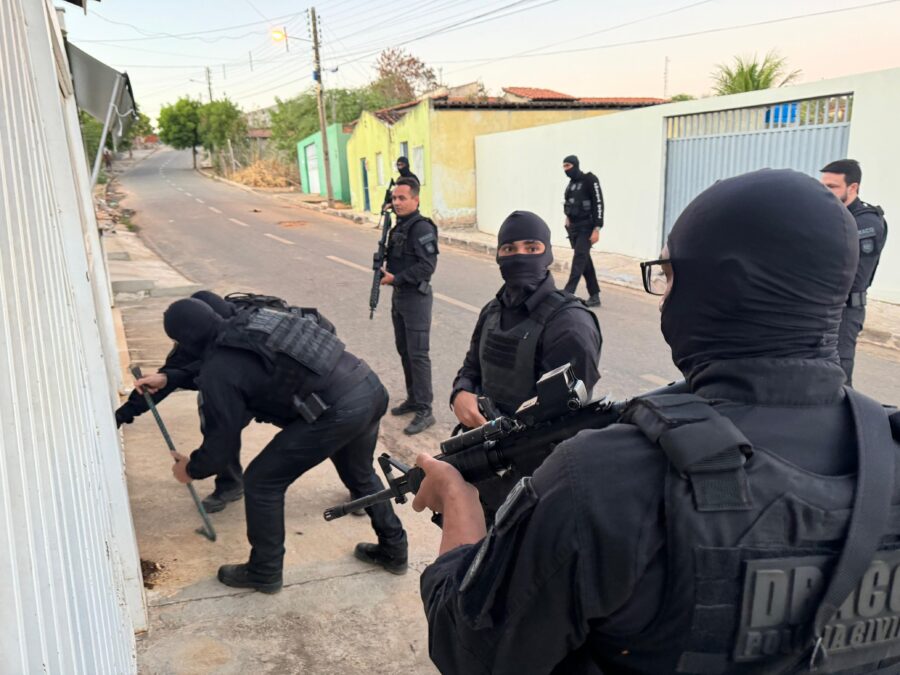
top-left (391, 286), bottom-right (434, 413)
top-left (243, 373), bottom-right (406, 576)
top-left (838, 305), bottom-right (866, 387)
top-left (564, 227), bottom-right (600, 297)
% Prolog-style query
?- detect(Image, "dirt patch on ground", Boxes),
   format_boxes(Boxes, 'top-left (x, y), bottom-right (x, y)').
top-left (278, 220), bottom-right (308, 229)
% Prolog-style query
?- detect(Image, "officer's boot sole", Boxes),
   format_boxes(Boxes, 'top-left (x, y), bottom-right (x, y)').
top-left (217, 564), bottom-right (283, 594)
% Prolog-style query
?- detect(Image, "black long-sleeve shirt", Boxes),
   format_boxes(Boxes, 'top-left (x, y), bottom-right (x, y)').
top-left (423, 359), bottom-right (865, 674)
top-left (451, 274), bottom-right (601, 407)
top-left (847, 198), bottom-right (887, 293)
top-left (564, 171), bottom-right (604, 231)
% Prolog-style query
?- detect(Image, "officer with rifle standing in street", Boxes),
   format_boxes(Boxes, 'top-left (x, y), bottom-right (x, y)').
top-left (378, 177), bottom-right (439, 436)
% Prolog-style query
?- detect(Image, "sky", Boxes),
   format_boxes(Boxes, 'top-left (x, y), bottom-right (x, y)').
top-left (62, 0), bottom-right (900, 125)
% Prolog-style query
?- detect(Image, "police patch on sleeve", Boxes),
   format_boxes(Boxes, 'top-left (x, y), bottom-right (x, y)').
top-left (418, 232), bottom-right (438, 255)
top-left (861, 237), bottom-right (876, 255)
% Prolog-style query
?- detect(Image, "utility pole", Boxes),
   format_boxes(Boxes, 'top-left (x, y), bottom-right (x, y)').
top-left (310, 7), bottom-right (334, 206)
top-left (205, 66), bottom-right (214, 102)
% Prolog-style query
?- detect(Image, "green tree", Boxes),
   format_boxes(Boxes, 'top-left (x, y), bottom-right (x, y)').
top-left (78, 109), bottom-right (107, 168)
top-left (269, 86), bottom-right (396, 154)
top-left (119, 111), bottom-right (155, 156)
top-left (711, 51), bottom-right (800, 95)
top-left (270, 92), bottom-right (319, 153)
top-left (199, 98), bottom-right (246, 152)
top-left (371, 48), bottom-right (437, 103)
top-left (669, 93), bottom-right (696, 102)
top-left (158, 97), bottom-right (202, 168)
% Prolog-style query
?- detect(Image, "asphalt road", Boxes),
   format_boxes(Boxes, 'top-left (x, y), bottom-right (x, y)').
top-left (119, 147), bottom-right (898, 422)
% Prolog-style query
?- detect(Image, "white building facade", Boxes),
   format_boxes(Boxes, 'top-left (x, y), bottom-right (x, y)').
top-left (476, 68), bottom-right (900, 304)
top-left (1, 0), bottom-right (144, 672)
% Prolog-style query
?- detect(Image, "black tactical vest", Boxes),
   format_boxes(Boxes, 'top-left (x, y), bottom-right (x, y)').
top-left (478, 291), bottom-right (597, 415)
top-left (215, 307), bottom-right (346, 423)
top-left (596, 391), bottom-right (900, 675)
top-left (564, 172), bottom-right (597, 224)
top-left (851, 203), bottom-right (888, 291)
top-left (386, 213), bottom-right (438, 279)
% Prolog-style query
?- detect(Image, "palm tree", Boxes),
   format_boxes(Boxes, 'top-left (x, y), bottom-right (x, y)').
top-left (711, 51), bottom-right (801, 95)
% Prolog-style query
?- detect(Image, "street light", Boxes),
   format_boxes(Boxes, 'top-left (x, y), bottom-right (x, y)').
top-left (271, 26), bottom-right (289, 52)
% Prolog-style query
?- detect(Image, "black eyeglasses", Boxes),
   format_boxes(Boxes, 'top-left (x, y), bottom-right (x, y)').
top-left (639, 258), bottom-right (671, 296)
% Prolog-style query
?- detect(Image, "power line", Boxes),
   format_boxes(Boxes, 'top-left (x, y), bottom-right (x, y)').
top-left (77, 11), bottom-right (306, 43)
top-left (441, 0), bottom-right (900, 67)
top-left (331, 0), bottom-right (561, 68)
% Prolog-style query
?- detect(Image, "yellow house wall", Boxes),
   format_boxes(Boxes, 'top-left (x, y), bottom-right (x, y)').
top-left (429, 108), bottom-right (613, 226)
top-left (346, 103), bottom-right (432, 215)
top-left (346, 112), bottom-right (392, 213)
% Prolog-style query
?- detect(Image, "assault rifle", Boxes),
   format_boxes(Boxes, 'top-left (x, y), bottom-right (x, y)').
top-left (369, 179), bottom-right (395, 319)
top-left (323, 364), bottom-right (685, 522)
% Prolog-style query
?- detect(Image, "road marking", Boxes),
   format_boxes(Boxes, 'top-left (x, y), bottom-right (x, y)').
top-left (264, 233), bottom-right (295, 245)
top-left (208, 206), bottom-right (222, 214)
top-left (176, 187), bottom-right (184, 191)
top-left (184, 192), bottom-right (192, 197)
top-left (326, 255), bottom-right (480, 314)
top-left (640, 374), bottom-right (672, 387)
top-left (228, 218), bottom-right (249, 227)
top-left (195, 198), bottom-right (205, 204)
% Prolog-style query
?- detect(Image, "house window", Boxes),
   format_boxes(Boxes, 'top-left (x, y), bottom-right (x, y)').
top-left (412, 145), bottom-right (425, 185)
top-left (399, 141), bottom-right (409, 159)
top-left (376, 152), bottom-right (385, 185)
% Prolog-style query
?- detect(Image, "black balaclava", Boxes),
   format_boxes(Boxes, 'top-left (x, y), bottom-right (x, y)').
top-left (163, 298), bottom-right (225, 360)
top-left (191, 290), bottom-right (236, 319)
top-left (563, 154), bottom-right (582, 180)
top-left (496, 211), bottom-right (554, 306)
top-left (661, 169), bottom-right (857, 379)
top-left (396, 156), bottom-right (413, 177)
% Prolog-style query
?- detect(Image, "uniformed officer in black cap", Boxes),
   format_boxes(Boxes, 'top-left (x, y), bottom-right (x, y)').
top-left (820, 159), bottom-right (888, 387)
top-left (562, 154), bottom-right (604, 307)
top-left (413, 169), bottom-right (900, 674)
top-left (450, 210), bottom-right (601, 512)
top-left (164, 297), bottom-right (408, 592)
top-left (380, 176), bottom-right (439, 435)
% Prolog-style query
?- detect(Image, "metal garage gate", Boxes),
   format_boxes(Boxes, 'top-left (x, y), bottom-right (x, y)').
top-left (662, 94), bottom-right (853, 240)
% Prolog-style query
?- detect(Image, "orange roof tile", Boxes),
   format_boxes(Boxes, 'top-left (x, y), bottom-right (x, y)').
top-left (503, 86), bottom-right (575, 101)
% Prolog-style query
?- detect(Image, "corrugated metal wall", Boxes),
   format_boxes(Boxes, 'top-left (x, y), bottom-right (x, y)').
top-left (0, 0), bottom-right (140, 672)
top-left (662, 96), bottom-right (853, 239)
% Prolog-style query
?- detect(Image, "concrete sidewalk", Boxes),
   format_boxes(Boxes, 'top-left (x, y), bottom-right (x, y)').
top-left (106, 157), bottom-right (441, 674)
top-left (270, 191), bottom-right (900, 354)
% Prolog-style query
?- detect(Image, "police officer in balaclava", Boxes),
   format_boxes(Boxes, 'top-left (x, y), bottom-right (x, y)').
top-left (415, 169), bottom-right (900, 674)
top-left (396, 156), bottom-right (419, 185)
top-left (562, 154), bottom-right (604, 306)
top-left (450, 210), bottom-right (601, 514)
top-left (160, 294), bottom-right (408, 592)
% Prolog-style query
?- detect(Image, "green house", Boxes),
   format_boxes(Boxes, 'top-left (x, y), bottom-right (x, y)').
top-left (297, 123), bottom-right (352, 203)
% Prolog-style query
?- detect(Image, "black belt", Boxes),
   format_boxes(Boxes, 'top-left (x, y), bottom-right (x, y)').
top-left (847, 291), bottom-right (867, 308)
top-left (292, 359), bottom-right (371, 423)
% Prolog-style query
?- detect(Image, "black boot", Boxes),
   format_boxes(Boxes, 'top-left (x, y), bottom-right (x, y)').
top-left (585, 293), bottom-right (601, 307)
top-left (354, 539), bottom-right (408, 575)
top-left (403, 411), bottom-right (435, 435)
top-left (201, 486), bottom-right (244, 514)
top-left (217, 563), bottom-right (282, 594)
top-left (390, 400), bottom-right (417, 416)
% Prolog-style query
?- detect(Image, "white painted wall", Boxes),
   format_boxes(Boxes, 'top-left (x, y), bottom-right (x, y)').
top-left (0, 1), bottom-right (143, 672)
top-left (476, 67), bottom-right (900, 304)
